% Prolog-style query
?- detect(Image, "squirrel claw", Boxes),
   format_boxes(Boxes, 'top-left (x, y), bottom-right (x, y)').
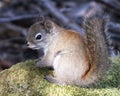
top-left (45, 75), bottom-right (57, 83)
top-left (45, 75), bottom-right (67, 86)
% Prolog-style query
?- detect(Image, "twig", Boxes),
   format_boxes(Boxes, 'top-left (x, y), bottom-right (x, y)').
top-left (108, 22), bottom-right (120, 35)
top-left (30, 4), bottom-right (43, 13)
top-left (101, 0), bottom-right (120, 11)
top-left (95, 0), bottom-right (120, 15)
top-left (108, 22), bottom-right (120, 50)
top-left (0, 14), bottom-right (40, 23)
top-left (2, 23), bottom-right (27, 36)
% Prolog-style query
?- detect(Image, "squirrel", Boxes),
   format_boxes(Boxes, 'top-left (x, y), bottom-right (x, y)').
top-left (27, 15), bottom-right (110, 87)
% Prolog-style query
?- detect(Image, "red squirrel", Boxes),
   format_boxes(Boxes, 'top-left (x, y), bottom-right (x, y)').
top-left (27, 15), bottom-right (110, 86)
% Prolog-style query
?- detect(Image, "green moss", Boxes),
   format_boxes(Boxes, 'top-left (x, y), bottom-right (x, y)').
top-left (0, 57), bottom-right (120, 96)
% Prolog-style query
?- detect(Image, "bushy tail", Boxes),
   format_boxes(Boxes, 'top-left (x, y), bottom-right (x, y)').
top-left (81, 15), bottom-right (110, 86)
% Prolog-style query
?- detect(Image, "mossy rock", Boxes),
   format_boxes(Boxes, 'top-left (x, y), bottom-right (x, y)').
top-left (0, 57), bottom-right (120, 96)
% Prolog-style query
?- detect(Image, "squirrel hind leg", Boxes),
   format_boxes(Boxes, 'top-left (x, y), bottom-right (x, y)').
top-left (45, 75), bottom-right (68, 85)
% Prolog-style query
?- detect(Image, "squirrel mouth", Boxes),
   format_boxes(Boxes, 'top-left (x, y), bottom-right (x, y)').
top-left (30, 46), bottom-right (40, 49)
top-left (27, 42), bottom-right (40, 50)
top-left (28, 45), bottom-right (40, 50)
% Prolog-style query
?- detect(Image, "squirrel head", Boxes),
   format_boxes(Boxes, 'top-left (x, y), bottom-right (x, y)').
top-left (27, 18), bottom-right (55, 50)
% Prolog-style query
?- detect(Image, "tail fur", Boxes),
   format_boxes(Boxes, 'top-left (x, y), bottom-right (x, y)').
top-left (80, 15), bottom-right (110, 86)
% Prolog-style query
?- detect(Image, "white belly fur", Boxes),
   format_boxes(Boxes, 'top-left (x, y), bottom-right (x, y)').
top-left (53, 54), bottom-right (61, 70)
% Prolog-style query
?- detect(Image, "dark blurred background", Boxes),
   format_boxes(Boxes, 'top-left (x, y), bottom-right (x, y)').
top-left (0, 0), bottom-right (120, 71)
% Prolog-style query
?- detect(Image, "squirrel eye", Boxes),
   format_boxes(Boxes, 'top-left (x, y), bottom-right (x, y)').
top-left (35, 33), bottom-right (42, 40)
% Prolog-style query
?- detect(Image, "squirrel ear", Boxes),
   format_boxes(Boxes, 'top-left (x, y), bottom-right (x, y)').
top-left (35, 15), bottom-right (45, 23)
top-left (44, 19), bottom-right (52, 33)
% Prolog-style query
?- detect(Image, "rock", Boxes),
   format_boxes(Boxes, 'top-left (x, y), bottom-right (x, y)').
top-left (0, 58), bottom-right (120, 96)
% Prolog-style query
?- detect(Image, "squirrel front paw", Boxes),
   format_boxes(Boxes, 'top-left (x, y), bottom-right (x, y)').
top-left (36, 58), bottom-right (51, 68)
top-left (36, 60), bottom-right (45, 68)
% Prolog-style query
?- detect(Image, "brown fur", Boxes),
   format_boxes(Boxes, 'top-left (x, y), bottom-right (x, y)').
top-left (27, 16), bottom-right (110, 86)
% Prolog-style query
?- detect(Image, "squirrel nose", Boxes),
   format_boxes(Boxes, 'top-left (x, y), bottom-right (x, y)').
top-left (27, 42), bottom-right (30, 46)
